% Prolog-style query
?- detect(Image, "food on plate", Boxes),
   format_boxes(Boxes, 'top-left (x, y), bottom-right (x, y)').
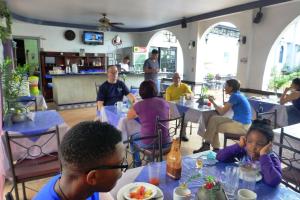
top-left (129, 185), bottom-right (153, 200)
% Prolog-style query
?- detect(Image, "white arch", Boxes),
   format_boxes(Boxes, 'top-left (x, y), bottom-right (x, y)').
top-left (146, 30), bottom-right (184, 75)
top-left (263, 15), bottom-right (300, 91)
top-left (197, 22), bottom-right (240, 81)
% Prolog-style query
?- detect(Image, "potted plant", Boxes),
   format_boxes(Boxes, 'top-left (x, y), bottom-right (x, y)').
top-left (197, 86), bottom-right (209, 106)
top-left (0, 58), bottom-right (30, 123)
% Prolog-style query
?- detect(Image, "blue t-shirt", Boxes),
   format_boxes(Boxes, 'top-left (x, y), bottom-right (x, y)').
top-left (33, 174), bottom-right (100, 200)
top-left (97, 80), bottom-right (129, 106)
top-left (292, 90), bottom-right (300, 110)
top-left (228, 92), bottom-right (252, 124)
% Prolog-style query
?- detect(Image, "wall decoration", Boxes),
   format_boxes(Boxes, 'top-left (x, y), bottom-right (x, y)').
top-left (112, 35), bottom-right (122, 46)
top-left (64, 30), bottom-right (76, 41)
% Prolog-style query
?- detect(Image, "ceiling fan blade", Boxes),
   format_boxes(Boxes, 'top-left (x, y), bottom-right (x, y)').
top-left (110, 22), bottom-right (124, 26)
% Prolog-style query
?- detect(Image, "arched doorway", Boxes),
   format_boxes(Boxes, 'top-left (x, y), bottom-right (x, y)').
top-left (146, 30), bottom-right (184, 75)
top-left (198, 22), bottom-right (240, 82)
top-left (263, 16), bottom-right (300, 92)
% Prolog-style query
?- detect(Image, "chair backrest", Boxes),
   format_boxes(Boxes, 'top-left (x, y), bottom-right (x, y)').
top-left (256, 109), bottom-right (277, 129)
top-left (4, 126), bottom-right (61, 180)
top-left (273, 128), bottom-right (300, 191)
top-left (155, 113), bottom-right (185, 161)
top-left (7, 96), bottom-right (37, 112)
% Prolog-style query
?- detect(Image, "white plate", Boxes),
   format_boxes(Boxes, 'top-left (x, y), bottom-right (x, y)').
top-left (239, 171), bottom-right (262, 182)
top-left (117, 182), bottom-right (163, 200)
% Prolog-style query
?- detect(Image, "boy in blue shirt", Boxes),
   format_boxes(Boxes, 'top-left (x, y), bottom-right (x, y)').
top-left (193, 79), bottom-right (252, 153)
top-left (34, 121), bottom-right (127, 200)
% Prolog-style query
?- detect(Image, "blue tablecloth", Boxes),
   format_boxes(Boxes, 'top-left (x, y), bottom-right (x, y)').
top-left (134, 156), bottom-right (300, 200)
top-left (3, 110), bottom-right (64, 141)
top-left (248, 98), bottom-right (300, 127)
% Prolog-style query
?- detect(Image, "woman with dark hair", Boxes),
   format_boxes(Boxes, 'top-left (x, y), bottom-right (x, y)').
top-left (193, 79), bottom-right (252, 153)
top-left (280, 78), bottom-right (300, 110)
top-left (127, 80), bottom-right (170, 166)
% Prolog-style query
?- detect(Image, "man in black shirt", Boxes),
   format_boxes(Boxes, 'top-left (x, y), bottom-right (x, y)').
top-left (97, 65), bottom-right (135, 110)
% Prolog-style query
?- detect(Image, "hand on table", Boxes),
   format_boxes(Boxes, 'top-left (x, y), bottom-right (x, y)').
top-left (208, 95), bottom-right (215, 102)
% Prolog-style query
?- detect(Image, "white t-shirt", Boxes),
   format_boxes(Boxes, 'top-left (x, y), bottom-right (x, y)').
top-left (120, 63), bottom-right (129, 71)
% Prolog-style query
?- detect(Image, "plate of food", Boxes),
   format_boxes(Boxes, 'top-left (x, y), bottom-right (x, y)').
top-left (117, 182), bottom-right (163, 200)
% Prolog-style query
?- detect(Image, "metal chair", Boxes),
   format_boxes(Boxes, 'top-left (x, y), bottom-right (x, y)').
top-left (7, 96), bottom-right (38, 112)
top-left (4, 126), bottom-right (61, 200)
top-left (124, 113), bottom-right (185, 168)
top-left (223, 110), bottom-right (277, 147)
top-left (273, 128), bottom-right (300, 192)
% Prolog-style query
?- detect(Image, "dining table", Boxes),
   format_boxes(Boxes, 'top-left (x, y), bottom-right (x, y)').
top-left (248, 97), bottom-right (300, 127)
top-left (110, 151), bottom-right (300, 200)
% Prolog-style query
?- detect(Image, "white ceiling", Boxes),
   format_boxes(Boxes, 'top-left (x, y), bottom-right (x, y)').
top-left (7, 0), bottom-right (259, 29)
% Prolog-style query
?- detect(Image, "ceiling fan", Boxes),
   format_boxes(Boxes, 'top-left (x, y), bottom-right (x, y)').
top-left (98, 13), bottom-right (124, 31)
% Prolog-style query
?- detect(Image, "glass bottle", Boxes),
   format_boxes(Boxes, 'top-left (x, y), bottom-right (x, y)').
top-left (166, 139), bottom-right (182, 180)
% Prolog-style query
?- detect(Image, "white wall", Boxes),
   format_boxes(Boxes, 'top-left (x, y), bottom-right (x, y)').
top-left (12, 20), bottom-right (141, 53)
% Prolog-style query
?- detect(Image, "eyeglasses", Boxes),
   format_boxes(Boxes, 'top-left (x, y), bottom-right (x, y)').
top-left (85, 159), bottom-right (128, 173)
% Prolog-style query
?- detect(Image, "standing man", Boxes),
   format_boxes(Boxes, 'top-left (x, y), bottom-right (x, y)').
top-left (97, 65), bottom-right (135, 110)
top-left (165, 72), bottom-right (194, 142)
top-left (143, 49), bottom-right (160, 93)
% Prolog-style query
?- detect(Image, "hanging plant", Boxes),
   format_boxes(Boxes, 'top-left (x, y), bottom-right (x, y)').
top-left (0, 1), bottom-right (12, 41)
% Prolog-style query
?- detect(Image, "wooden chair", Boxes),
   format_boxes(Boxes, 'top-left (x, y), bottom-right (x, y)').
top-left (223, 110), bottom-right (277, 147)
top-left (273, 128), bottom-right (300, 192)
top-left (7, 96), bottom-right (38, 112)
top-left (125, 113), bottom-right (185, 167)
top-left (4, 126), bottom-right (61, 200)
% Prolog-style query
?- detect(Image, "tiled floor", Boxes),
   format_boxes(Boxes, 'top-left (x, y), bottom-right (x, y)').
top-left (3, 102), bottom-right (230, 199)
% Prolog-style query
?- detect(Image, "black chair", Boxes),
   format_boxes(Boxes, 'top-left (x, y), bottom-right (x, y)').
top-left (124, 113), bottom-right (185, 167)
top-left (7, 96), bottom-right (37, 112)
top-left (256, 109), bottom-right (278, 129)
top-left (273, 128), bottom-right (300, 192)
top-left (4, 126), bottom-right (61, 200)
top-left (223, 110), bottom-right (278, 147)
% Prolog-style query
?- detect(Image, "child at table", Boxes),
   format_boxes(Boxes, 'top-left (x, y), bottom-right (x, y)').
top-left (216, 119), bottom-right (282, 187)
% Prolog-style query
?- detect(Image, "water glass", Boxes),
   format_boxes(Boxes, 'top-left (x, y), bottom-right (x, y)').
top-left (223, 166), bottom-right (240, 197)
top-left (148, 162), bottom-right (161, 186)
top-left (115, 101), bottom-right (123, 112)
top-left (240, 169), bottom-right (256, 191)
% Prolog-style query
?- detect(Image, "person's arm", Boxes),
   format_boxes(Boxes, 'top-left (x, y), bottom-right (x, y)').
top-left (127, 93), bottom-right (136, 105)
top-left (209, 96), bottom-right (231, 115)
top-left (259, 142), bottom-right (282, 187)
top-left (97, 101), bottom-right (104, 111)
top-left (280, 88), bottom-right (300, 104)
top-left (127, 106), bottom-right (138, 119)
top-left (165, 88), bottom-right (171, 101)
top-left (184, 84), bottom-right (194, 100)
top-left (217, 136), bottom-right (246, 162)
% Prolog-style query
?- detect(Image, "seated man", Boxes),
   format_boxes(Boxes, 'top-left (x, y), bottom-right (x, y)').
top-left (165, 73), bottom-right (193, 141)
top-left (34, 121), bottom-right (126, 200)
top-left (193, 79), bottom-right (252, 153)
top-left (97, 65), bottom-right (135, 110)
top-left (165, 73), bottom-right (194, 101)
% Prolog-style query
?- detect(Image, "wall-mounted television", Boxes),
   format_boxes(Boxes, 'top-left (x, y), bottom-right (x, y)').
top-left (82, 31), bottom-right (104, 45)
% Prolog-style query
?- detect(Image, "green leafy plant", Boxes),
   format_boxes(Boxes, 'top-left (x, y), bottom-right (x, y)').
top-left (206, 73), bottom-right (214, 81)
top-left (0, 1), bottom-right (12, 40)
top-left (0, 58), bottom-right (29, 115)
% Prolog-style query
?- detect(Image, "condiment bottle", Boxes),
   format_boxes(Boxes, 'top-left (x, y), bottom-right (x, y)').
top-left (166, 139), bottom-right (182, 179)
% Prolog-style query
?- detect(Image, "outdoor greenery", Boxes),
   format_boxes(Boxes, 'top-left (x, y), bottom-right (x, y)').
top-left (0, 1), bottom-right (12, 41)
top-left (269, 65), bottom-right (300, 92)
top-left (0, 58), bottom-right (30, 115)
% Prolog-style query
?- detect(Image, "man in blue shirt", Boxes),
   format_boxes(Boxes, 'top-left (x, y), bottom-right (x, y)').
top-left (193, 79), bottom-right (252, 153)
top-left (97, 65), bottom-right (135, 110)
top-left (34, 121), bottom-right (127, 200)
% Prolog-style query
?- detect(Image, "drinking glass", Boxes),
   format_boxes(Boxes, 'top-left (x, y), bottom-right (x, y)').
top-left (148, 162), bottom-right (161, 186)
top-left (223, 166), bottom-right (240, 198)
top-left (240, 169), bottom-right (256, 191)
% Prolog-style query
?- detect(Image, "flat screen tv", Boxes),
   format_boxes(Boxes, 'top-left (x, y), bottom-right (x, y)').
top-left (83, 31), bottom-right (104, 45)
